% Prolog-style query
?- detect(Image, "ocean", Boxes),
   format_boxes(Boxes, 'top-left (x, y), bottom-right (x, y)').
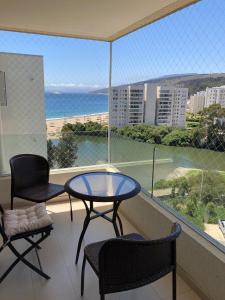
top-left (45, 92), bottom-right (108, 119)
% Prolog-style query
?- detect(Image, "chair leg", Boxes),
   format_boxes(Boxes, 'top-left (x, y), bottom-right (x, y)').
top-left (35, 247), bottom-right (43, 271)
top-left (100, 294), bottom-right (105, 300)
top-left (172, 269), bottom-right (176, 300)
top-left (0, 232), bottom-right (51, 283)
top-left (69, 194), bottom-right (73, 222)
top-left (81, 256), bottom-right (86, 296)
top-left (25, 237), bottom-right (41, 249)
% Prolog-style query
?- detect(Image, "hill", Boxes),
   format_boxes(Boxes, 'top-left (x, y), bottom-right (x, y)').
top-left (93, 73), bottom-right (225, 96)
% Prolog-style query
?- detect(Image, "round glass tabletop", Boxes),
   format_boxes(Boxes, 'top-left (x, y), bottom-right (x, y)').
top-left (65, 172), bottom-right (141, 202)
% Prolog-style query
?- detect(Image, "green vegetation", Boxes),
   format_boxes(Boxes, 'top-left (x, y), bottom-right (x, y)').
top-left (47, 132), bottom-right (78, 168)
top-left (47, 140), bottom-right (56, 168)
top-left (154, 170), bottom-right (225, 230)
top-left (111, 104), bottom-right (225, 152)
top-left (60, 105), bottom-right (225, 152)
top-left (186, 112), bottom-right (203, 129)
top-left (61, 121), bottom-right (107, 136)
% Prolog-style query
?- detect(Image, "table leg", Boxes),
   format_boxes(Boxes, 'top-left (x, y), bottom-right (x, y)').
top-left (68, 194), bottom-right (73, 222)
top-left (112, 201), bottom-right (122, 237)
top-left (116, 213), bottom-right (124, 236)
top-left (75, 215), bottom-right (90, 264)
top-left (75, 201), bottom-right (91, 264)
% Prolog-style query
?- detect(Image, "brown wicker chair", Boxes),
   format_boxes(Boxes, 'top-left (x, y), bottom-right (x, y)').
top-left (10, 154), bottom-right (73, 221)
top-left (81, 223), bottom-right (181, 300)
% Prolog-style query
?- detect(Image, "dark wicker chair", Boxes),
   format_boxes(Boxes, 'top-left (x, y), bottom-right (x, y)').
top-left (0, 204), bottom-right (53, 283)
top-left (81, 223), bottom-right (181, 300)
top-left (10, 154), bottom-right (73, 221)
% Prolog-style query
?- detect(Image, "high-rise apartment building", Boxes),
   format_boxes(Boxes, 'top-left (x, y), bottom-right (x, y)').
top-left (111, 84), bottom-right (188, 128)
top-left (189, 91), bottom-right (205, 113)
top-left (205, 86), bottom-right (225, 108)
top-left (111, 84), bottom-right (156, 128)
top-left (156, 86), bottom-right (188, 128)
top-left (127, 85), bottom-right (144, 125)
top-left (111, 87), bottom-right (128, 128)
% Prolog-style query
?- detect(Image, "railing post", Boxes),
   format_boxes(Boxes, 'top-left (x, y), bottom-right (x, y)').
top-left (108, 41), bottom-right (112, 164)
top-left (151, 146), bottom-right (156, 197)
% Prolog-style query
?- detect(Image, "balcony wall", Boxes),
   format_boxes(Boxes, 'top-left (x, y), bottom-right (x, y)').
top-left (0, 166), bottom-right (225, 300)
top-left (120, 192), bottom-right (225, 300)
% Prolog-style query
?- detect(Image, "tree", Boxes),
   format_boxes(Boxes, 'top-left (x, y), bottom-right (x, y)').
top-left (178, 178), bottom-right (191, 196)
top-left (199, 104), bottom-right (225, 151)
top-left (56, 132), bottom-right (78, 168)
top-left (186, 199), bottom-right (196, 217)
top-left (205, 202), bottom-right (217, 224)
top-left (61, 121), bottom-right (107, 137)
top-left (47, 140), bottom-right (57, 168)
top-left (162, 129), bottom-right (192, 146)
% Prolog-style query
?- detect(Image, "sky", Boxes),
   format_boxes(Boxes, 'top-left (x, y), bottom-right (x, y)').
top-left (0, 0), bottom-right (225, 92)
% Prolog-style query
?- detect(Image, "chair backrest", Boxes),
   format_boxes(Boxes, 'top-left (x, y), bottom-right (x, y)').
top-left (10, 154), bottom-right (49, 195)
top-left (98, 223), bottom-right (181, 295)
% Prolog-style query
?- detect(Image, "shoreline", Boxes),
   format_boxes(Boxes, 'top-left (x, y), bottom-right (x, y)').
top-left (46, 112), bottom-right (109, 138)
top-left (46, 111), bottom-right (108, 121)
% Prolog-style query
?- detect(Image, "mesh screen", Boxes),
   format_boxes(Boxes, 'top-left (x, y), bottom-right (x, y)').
top-left (0, 32), bottom-right (108, 173)
top-left (110, 0), bottom-right (225, 248)
top-left (1, 0), bottom-right (225, 248)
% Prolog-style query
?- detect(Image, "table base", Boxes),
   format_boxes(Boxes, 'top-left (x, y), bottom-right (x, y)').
top-left (75, 199), bottom-right (123, 264)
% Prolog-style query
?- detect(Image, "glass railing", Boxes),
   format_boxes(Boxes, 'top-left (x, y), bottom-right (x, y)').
top-left (48, 130), bottom-right (108, 169)
top-left (110, 132), bottom-right (155, 190)
top-left (1, 129), bottom-right (225, 250)
top-left (153, 146), bottom-right (225, 249)
top-left (0, 131), bottom-right (108, 175)
top-left (109, 131), bottom-right (225, 250)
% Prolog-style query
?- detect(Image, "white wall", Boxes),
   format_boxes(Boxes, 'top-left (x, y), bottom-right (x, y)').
top-left (0, 52), bottom-right (47, 174)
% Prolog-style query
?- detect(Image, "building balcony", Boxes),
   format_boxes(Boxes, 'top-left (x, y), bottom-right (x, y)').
top-left (1, 131), bottom-right (225, 299)
top-left (0, 163), bottom-right (202, 300)
top-left (0, 0), bottom-right (225, 299)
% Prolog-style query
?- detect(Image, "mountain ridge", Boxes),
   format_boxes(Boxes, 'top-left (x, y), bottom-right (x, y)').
top-left (93, 73), bottom-right (225, 96)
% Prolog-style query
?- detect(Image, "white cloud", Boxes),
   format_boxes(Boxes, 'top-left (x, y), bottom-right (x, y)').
top-left (45, 82), bottom-right (103, 92)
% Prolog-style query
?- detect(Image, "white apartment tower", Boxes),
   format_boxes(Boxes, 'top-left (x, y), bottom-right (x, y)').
top-left (111, 84), bottom-right (188, 128)
top-left (189, 91), bottom-right (205, 113)
top-left (156, 86), bottom-right (188, 128)
top-left (111, 87), bottom-right (128, 127)
top-left (205, 86), bottom-right (225, 108)
top-left (127, 85), bottom-right (144, 125)
top-left (111, 84), bottom-right (155, 128)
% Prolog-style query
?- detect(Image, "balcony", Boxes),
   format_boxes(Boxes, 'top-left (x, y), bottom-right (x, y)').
top-left (1, 130), bottom-right (225, 299)
top-left (0, 200), bottom-right (201, 300)
top-left (1, 0), bottom-right (225, 299)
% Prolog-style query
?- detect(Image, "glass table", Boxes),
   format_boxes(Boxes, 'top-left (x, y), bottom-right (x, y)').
top-left (65, 171), bottom-right (141, 263)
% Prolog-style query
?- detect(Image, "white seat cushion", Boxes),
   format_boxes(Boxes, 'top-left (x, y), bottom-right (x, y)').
top-left (4, 204), bottom-right (53, 237)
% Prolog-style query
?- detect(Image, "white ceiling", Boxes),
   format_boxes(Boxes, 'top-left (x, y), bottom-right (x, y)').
top-left (0, 0), bottom-right (198, 41)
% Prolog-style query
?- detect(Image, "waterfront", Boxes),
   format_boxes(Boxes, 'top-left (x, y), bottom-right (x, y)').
top-left (45, 92), bottom-right (108, 119)
top-left (52, 134), bottom-right (225, 190)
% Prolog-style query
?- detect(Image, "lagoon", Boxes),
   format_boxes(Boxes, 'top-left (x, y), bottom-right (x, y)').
top-left (60, 135), bottom-right (225, 190)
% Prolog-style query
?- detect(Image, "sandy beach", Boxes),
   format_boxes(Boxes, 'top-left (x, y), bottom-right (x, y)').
top-left (46, 112), bottom-right (109, 138)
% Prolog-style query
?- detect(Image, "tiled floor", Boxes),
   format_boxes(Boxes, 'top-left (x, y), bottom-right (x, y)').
top-left (0, 202), bottom-right (202, 300)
